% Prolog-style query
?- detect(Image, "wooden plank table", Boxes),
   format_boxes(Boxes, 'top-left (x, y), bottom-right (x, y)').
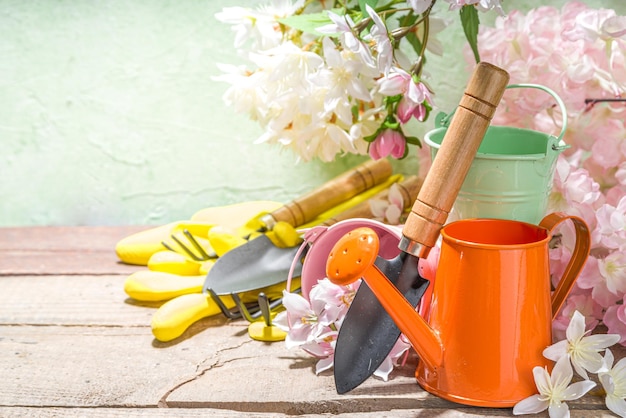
top-left (0, 226), bottom-right (621, 417)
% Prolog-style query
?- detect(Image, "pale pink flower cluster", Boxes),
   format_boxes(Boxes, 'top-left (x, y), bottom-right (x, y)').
top-left (369, 182), bottom-right (405, 224)
top-left (214, 1), bottom-right (500, 162)
top-left (473, 2), bottom-right (626, 344)
top-left (273, 278), bottom-right (411, 378)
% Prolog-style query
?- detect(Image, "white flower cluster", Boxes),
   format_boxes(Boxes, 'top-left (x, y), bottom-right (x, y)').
top-left (214, 0), bottom-right (502, 162)
top-left (514, 311), bottom-right (625, 418)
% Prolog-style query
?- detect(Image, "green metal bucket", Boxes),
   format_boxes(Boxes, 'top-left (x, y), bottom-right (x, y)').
top-left (424, 84), bottom-right (569, 224)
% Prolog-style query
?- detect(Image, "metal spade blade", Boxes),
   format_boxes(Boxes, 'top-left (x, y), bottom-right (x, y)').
top-left (203, 234), bottom-right (303, 295)
top-left (333, 252), bottom-right (429, 394)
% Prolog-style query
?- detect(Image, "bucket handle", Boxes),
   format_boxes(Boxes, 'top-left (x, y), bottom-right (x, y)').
top-left (506, 84), bottom-right (568, 147)
top-left (436, 83), bottom-right (568, 150)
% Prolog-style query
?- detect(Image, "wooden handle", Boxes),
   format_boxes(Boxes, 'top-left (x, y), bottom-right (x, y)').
top-left (267, 158), bottom-right (393, 227)
top-left (321, 175), bottom-right (423, 226)
top-left (401, 62), bottom-right (510, 257)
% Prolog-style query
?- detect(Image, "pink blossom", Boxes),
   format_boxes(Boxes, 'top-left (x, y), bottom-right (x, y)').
top-left (397, 96), bottom-right (428, 123)
top-left (562, 6), bottom-right (624, 43)
top-left (598, 251), bottom-right (626, 296)
top-left (369, 182), bottom-right (405, 224)
top-left (418, 245), bottom-right (440, 282)
top-left (377, 69), bottom-right (432, 124)
top-left (593, 196), bottom-right (626, 250)
top-left (407, 0), bottom-right (432, 15)
top-left (552, 293), bottom-right (603, 342)
top-left (549, 155), bottom-right (602, 229)
top-left (310, 278), bottom-right (361, 321)
top-left (443, 0), bottom-right (504, 14)
top-left (369, 129), bottom-right (406, 160)
top-left (569, 252), bottom-right (623, 309)
top-left (590, 119), bottom-right (626, 169)
top-left (274, 290), bottom-right (341, 349)
top-left (604, 300), bottom-right (626, 345)
top-left (373, 337), bottom-right (412, 381)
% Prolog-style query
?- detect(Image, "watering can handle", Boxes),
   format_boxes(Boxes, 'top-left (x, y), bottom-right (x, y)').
top-left (539, 212), bottom-right (591, 319)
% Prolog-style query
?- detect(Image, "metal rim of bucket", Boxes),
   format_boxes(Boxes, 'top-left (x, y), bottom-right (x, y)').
top-left (428, 84), bottom-right (569, 159)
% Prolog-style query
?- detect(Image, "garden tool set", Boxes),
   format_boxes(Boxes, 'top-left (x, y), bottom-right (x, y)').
top-left (149, 173), bottom-right (420, 342)
top-left (119, 159), bottom-right (419, 342)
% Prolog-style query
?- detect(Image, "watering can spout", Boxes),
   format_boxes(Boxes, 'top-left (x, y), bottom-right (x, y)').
top-left (326, 227), bottom-right (444, 369)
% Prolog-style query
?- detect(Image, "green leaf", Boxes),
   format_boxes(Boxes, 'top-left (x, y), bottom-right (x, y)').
top-left (278, 11), bottom-right (334, 36)
top-left (359, 0), bottom-right (379, 16)
top-left (404, 135), bottom-right (421, 146)
top-left (460, 6), bottom-right (480, 63)
top-left (363, 131), bottom-right (380, 143)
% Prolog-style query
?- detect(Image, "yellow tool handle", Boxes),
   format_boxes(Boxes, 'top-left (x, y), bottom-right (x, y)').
top-left (151, 279), bottom-right (301, 342)
top-left (124, 271), bottom-right (205, 302)
top-left (321, 175), bottom-right (423, 226)
top-left (401, 62), bottom-right (510, 257)
top-left (151, 293), bottom-right (231, 342)
top-left (266, 159), bottom-right (393, 228)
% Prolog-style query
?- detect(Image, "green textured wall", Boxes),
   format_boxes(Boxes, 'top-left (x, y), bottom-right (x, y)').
top-left (1, 0), bottom-right (623, 226)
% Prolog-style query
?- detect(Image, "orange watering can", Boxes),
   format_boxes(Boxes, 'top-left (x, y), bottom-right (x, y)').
top-left (326, 213), bottom-right (590, 407)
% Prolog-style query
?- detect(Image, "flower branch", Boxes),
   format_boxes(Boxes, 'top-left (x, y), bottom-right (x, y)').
top-left (214, 0), bottom-right (503, 162)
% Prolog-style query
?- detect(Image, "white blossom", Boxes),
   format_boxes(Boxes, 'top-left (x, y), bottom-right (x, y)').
top-left (543, 311), bottom-right (621, 379)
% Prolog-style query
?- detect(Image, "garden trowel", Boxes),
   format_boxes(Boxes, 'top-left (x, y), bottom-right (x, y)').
top-left (332, 62), bottom-right (510, 394)
top-left (149, 160), bottom-right (399, 341)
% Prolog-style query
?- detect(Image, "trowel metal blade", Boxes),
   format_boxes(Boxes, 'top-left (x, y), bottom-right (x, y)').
top-left (333, 252), bottom-right (429, 394)
top-left (203, 234), bottom-right (303, 295)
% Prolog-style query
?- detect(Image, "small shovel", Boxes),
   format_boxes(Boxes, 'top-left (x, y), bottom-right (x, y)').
top-left (332, 62), bottom-right (510, 394)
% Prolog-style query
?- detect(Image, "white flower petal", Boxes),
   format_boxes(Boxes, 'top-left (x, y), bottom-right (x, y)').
top-left (603, 348), bottom-right (616, 371)
top-left (548, 401), bottom-right (570, 418)
top-left (613, 357), bottom-right (626, 377)
top-left (388, 183), bottom-right (404, 208)
top-left (562, 380), bottom-right (596, 401)
top-left (533, 366), bottom-right (552, 395)
top-left (273, 311), bottom-right (290, 331)
top-left (606, 395), bottom-right (626, 418)
top-left (599, 372), bottom-right (615, 394)
top-left (315, 356), bottom-right (334, 374)
top-left (551, 356), bottom-right (574, 387)
top-left (369, 199), bottom-right (389, 218)
top-left (385, 204), bottom-right (402, 225)
top-left (543, 340), bottom-right (568, 361)
top-left (584, 333), bottom-right (622, 350)
top-left (285, 326), bottom-right (312, 348)
top-left (572, 360), bottom-right (591, 380)
top-left (566, 310), bottom-right (586, 341)
top-left (373, 356), bottom-right (393, 382)
top-left (282, 290), bottom-right (312, 316)
top-left (513, 395), bottom-right (548, 415)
